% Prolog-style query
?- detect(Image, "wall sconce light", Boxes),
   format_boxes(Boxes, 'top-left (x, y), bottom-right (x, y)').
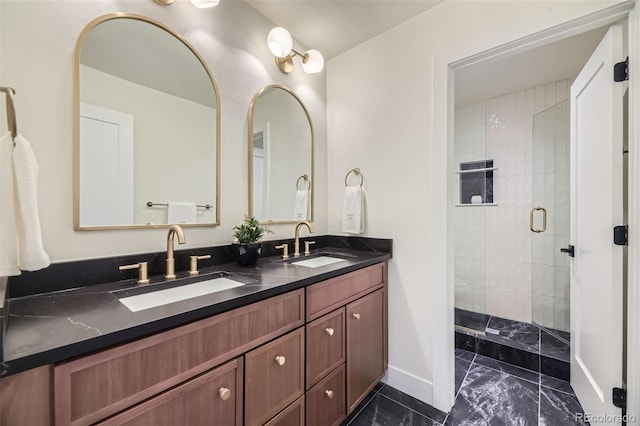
top-left (154, 0), bottom-right (220, 7)
top-left (267, 27), bottom-right (324, 74)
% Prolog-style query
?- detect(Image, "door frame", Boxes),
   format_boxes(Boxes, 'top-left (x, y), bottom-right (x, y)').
top-left (435, 1), bottom-right (639, 417)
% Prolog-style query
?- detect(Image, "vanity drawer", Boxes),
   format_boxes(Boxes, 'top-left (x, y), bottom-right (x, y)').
top-left (306, 365), bottom-right (346, 426)
top-left (306, 263), bottom-right (384, 321)
top-left (263, 396), bottom-right (305, 426)
top-left (245, 327), bottom-right (305, 426)
top-left (306, 308), bottom-right (345, 389)
top-left (54, 289), bottom-right (304, 426)
top-left (96, 357), bottom-right (243, 426)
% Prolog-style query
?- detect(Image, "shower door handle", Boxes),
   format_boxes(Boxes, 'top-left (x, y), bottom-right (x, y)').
top-left (529, 207), bottom-right (547, 233)
top-left (560, 245), bottom-right (575, 257)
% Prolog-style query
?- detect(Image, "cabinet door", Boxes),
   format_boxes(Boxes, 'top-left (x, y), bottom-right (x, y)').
top-left (306, 308), bottom-right (345, 389)
top-left (97, 358), bottom-right (242, 426)
top-left (245, 327), bottom-right (304, 426)
top-left (306, 365), bottom-right (345, 426)
top-left (346, 289), bottom-right (385, 412)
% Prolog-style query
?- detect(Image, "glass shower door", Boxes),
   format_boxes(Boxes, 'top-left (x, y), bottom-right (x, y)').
top-left (530, 100), bottom-right (570, 332)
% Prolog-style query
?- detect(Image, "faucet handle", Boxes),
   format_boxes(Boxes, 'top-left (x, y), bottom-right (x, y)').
top-left (275, 244), bottom-right (289, 259)
top-left (189, 255), bottom-right (212, 276)
top-left (119, 262), bottom-right (150, 285)
top-left (304, 241), bottom-right (316, 255)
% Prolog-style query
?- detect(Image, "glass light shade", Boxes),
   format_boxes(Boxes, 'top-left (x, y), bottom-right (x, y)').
top-left (267, 27), bottom-right (293, 57)
top-left (190, 0), bottom-right (219, 8)
top-left (301, 49), bottom-right (324, 74)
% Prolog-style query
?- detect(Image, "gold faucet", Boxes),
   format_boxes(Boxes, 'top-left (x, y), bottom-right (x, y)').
top-left (165, 224), bottom-right (186, 280)
top-left (293, 220), bottom-right (313, 257)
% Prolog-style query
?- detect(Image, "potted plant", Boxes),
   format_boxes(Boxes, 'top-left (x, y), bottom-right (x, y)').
top-left (232, 216), bottom-right (272, 266)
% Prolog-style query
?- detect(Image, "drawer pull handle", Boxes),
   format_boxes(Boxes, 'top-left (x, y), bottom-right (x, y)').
top-left (219, 387), bottom-right (231, 401)
top-left (352, 313), bottom-right (361, 320)
top-left (275, 355), bottom-right (286, 366)
top-left (325, 390), bottom-right (334, 399)
top-left (325, 327), bottom-right (334, 336)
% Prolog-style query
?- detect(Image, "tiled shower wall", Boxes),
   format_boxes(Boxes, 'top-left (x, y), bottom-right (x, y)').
top-left (454, 79), bottom-right (572, 330)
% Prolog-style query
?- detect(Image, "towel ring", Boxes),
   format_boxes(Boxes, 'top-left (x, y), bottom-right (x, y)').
top-left (296, 174), bottom-right (310, 190)
top-left (0, 86), bottom-right (18, 139)
top-left (345, 168), bottom-right (363, 187)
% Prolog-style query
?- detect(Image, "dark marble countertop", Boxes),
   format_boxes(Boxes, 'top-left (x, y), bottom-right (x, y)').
top-left (2, 246), bottom-right (390, 377)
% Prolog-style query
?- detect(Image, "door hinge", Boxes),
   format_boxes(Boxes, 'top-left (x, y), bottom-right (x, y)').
top-left (613, 387), bottom-right (626, 410)
top-left (614, 225), bottom-right (628, 246)
top-left (560, 245), bottom-right (575, 257)
top-left (614, 57), bottom-right (629, 82)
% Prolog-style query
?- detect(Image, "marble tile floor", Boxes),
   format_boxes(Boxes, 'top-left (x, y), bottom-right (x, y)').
top-left (455, 309), bottom-right (570, 381)
top-left (342, 349), bottom-right (587, 426)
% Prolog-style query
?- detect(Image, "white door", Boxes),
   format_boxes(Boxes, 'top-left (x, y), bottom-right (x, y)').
top-left (570, 24), bottom-right (625, 420)
top-left (79, 103), bottom-right (134, 226)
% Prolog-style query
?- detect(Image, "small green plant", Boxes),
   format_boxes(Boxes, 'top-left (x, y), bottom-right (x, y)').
top-left (233, 216), bottom-right (272, 244)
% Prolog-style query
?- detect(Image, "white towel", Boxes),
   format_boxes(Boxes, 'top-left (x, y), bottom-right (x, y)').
top-left (0, 133), bottom-right (20, 276)
top-left (293, 189), bottom-right (309, 220)
top-left (342, 186), bottom-right (364, 234)
top-left (12, 133), bottom-right (50, 271)
top-left (168, 202), bottom-right (197, 224)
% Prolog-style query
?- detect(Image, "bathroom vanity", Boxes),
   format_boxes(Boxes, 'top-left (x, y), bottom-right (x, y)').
top-left (0, 242), bottom-right (390, 426)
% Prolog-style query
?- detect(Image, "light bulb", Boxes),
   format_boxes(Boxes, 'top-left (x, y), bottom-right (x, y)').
top-left (190, 0), bottom-right (219, 8)
top-left (301, 49), bottom-right (324, 74)
top-left (267, 27), bottom-right (293, 57)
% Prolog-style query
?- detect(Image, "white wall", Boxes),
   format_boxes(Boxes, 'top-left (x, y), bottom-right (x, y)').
top-left (454, 79), bottom-right (572, 330)
top-left (326, 0), bottom-right (627, 411)
top-left (0, 0), bottom-right (327, 261)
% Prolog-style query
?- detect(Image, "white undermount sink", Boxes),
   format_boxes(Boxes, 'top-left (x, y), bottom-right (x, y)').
top-left (118, 277), bottom-right (245, 312)
top-left (290, 256), bottom-right (346, 268)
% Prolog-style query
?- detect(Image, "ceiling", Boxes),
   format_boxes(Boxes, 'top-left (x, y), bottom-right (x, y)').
top-left (455, 26), bottom-right (609, 105)
top-left (244, 0), bottom-right (444, 59)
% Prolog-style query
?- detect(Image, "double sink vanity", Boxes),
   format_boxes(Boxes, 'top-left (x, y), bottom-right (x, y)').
top-left (0, 235), bottom-right (391, 426)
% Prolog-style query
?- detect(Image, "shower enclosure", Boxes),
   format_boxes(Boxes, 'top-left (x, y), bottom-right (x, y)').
top-left (453, 81), bottom-right (571, 333)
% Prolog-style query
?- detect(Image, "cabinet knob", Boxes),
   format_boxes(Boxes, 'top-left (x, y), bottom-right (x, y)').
top-left (325, 390), bottom-right (334, 399)
top-left (325, 327), bottom-right (334, 336)
top-left (352, 313), bottom-right (361, 320)
top-left (275, 355), bottom-right (286, 366)
top-left (219, 387), bottom-right (231, 401)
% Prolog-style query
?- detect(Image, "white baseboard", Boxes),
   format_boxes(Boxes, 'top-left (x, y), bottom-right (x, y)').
top-left (382, 365), bottom-right (434, 405)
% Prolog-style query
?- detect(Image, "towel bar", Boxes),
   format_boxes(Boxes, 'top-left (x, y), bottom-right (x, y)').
top-left (344, 168), bottom-right (363, 187)
top-left (146, 201), bottom-right (213, 210)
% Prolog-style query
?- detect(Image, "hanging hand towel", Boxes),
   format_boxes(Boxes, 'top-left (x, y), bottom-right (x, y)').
top-left (168, 202), bottom-right (197, 224)
top-left (293, 189), bottom-right (309, 220)
top-left (13, 133), bottom-right (50, 271)
top-left (0, 133), bottom-right (20, 276)
top-left (342, 186), bottom-right (364, 234)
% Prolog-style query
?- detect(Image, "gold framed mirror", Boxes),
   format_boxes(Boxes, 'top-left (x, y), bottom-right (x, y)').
top-left (74, 13), bottom-right (220, 230)
top-left (248, 85), bottom-right (314, 224)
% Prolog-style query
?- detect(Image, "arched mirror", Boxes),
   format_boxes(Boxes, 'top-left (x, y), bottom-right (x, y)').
top-left (248, 85), bottom-right (314, 224)
top-left (74, 13), bottom-right (220, 230)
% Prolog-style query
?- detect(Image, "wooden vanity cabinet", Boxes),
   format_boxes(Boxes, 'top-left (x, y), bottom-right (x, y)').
top-left (96, 357), bottom-right (243, 426)
top-left (2, 261), bottom-right (387, 426)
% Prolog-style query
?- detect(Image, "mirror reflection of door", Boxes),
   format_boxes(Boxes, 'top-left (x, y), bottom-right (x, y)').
top-left (79, 103), bottom-right (134, 226)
